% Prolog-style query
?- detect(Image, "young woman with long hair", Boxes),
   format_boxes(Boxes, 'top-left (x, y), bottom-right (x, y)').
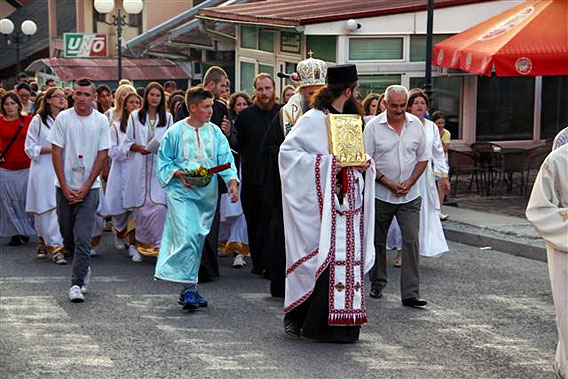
top-left (24, 87), bottom-right (68, 263)
top-left (104, 92), bottom-right (141, 258)
top-left (0, 93), bottom-right (35, 246)
top-left (122, 82), bottom-right (173, 262)
top-left (105, 84), bottom-right (136, 124)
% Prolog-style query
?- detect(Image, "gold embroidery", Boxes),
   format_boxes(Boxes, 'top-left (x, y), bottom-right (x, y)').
top-left (353, 282), bottom-right (361, 291)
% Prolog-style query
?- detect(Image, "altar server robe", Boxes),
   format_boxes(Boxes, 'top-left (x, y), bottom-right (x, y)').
top-left (154, 120), bottom-right (238, 284)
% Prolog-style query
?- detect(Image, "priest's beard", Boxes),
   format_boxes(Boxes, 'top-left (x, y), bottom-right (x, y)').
top-left (254, 93), bottom-right (277, 111)
top-left (342, 95), bottom-right (364, 115)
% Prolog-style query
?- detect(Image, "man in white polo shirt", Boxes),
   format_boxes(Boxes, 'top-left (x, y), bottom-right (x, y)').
top-left (363, 85), bottom-right (429, 308)
top-left (49, 77), bottom-right (111, 303)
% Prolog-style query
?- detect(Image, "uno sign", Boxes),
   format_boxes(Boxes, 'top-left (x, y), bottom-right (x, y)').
top-left (64, 33), bottom-right (107, 58)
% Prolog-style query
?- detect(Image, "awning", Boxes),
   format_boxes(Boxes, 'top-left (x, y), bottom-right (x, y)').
top-left (433, 0), bottom-right (568, 76)
top-left (25, 58), bottom-right (190, 81)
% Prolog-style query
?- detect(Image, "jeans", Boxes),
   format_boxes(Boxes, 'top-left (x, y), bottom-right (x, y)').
top-left (56, 187), bottom-right (99, 287)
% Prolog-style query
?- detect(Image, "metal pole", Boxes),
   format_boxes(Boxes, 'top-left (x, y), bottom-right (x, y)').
top-left (116, 9), bottom-right (123, 81)
top-left (15, 33), bottom-right (21, 75)
top-left (424, 0), bottom-right (435, 100)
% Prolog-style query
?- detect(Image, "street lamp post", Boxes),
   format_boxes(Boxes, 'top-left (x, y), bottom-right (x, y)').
top-left (0, 18), bottom-right (38, 75)
top-left (424, 0), bottom-right (435, 100)
top-left (94, 0), bottom-right (143, 81)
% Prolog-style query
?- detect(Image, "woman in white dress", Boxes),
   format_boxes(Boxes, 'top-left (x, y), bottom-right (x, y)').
top-left (24, 87), bottom-right (67, 264)
top-left (104, 92), bottom-right (141, 261)
top-left (387, 90), bottom-right (451, 259)
top-left (409, 90), bottom-right (450, 257)
top-left (122, 82), bottom-right (172, 261)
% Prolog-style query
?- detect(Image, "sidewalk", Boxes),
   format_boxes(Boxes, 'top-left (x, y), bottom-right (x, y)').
top-left (442, 197), bottom-right (547, 262)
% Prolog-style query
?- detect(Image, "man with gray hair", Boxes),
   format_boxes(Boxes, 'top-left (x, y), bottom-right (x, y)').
top-left (363, 84), bottom-right (429, 307)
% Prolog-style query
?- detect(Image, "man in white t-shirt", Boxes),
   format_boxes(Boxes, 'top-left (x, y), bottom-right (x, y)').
top-left (363, 85), bottom-right (429, 308)
top-left (49, 77), bottom-right (111, 303)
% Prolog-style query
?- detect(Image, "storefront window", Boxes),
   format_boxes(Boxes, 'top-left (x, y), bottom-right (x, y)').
top-left (259, 29), bottom-right (275, 52)
top-left (358, 75), bottom-right (401, 98)
top-left (476, 76), bottom-right (535, 141)
top-left (306, 35), bottom-right (336, 62)
top-left (409, 34), bottom-right (454, 62)
top-left (540, 76), bottom-right (568, 140)
top-left (349, 38), bottom-right (403, 61)
top-left (259, 64), bottom-right (274, 77)
top-left (241, 26), bottom-right (257, 49)
top-left (410, 76), bottom-right (463, 140)
top-left (240, 62), bottom-right (255, 95)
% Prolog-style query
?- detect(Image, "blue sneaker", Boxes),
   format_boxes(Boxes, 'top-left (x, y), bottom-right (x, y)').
top-left (195, 291), bottom-right (208, 307)
top-left (182, 290), bottom-right (199, 310)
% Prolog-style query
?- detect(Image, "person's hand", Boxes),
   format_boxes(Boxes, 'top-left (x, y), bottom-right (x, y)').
top-left (355, 159), bottom-right (371, 173)
top-left (439, 178), bottom-right (451, 194)
top-left (175, 171), bottom-right (193, 188)
top-left (290, 73), bottom-right (300, 87)
top-left (397, 179), bottom-right (414, 197)
top-left (221, 116), bottom-right (231, 137)
top-left (334, 156), bottom-right (345, 172)
top-left (228, 180), bottom-right (239, 203)
top-left (133, 144), bottom-right (150, 155)
top-left (383, 178), bottom-right (406, 197)
top-left (62, 184), bottom-right (81, 204)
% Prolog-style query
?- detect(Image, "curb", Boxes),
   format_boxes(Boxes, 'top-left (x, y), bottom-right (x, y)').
top-left (443, 227), bottom-right (547, 263)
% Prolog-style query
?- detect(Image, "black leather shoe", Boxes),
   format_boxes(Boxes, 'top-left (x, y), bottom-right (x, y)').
top-left (284, 317), bottom-right (301, 338)
top-left (402, 297), bottom-right (427, 308)
top-left (369, 289), bottom-right (383, 299)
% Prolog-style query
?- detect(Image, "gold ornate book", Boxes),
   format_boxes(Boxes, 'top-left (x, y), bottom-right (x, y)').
top-left (326, 114), bottom-right (366, 166)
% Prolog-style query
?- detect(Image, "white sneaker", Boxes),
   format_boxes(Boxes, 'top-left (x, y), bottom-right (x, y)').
top-left (90, 248), bottom-right (97, 257)
top-left (131, 247), bottom-right (143, 263)
top-left (81, 266), bottom-right (91, 294)
top-left (232, 254), bottom-right (246, 268)
top-left (69, 285), bottom-right (84, 303)
top-left (439, 213), bottom-right (449, 221)
top-left (113, 233), bottom-right (126, 250)
top-left (128, 245), bottom-right (136, 258)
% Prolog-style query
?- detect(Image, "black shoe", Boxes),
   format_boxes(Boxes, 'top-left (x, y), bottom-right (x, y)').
top-left (19, 235), bottom-right (30, 243)
top-left (369, 289), bottom-right (383, 299)
top-left (250, 267), bottom-right (263, 275)
top-left (402, 297), bottom-right (427, 308)
top-left (284, 316), bottom-right (301, 338)
top-left (7, 236), bottom-right (23, 246)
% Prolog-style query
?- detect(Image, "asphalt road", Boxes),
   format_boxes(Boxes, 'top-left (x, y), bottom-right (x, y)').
top-left (0, 235), bottom-right (557, 378)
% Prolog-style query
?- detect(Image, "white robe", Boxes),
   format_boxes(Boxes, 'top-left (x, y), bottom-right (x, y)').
top-left (121, 110), bottom-right (172, 254)
top-left (387, 119), bottom-right (449, 257)
top-left (526, 144), bottom-right (568, 379)
top-left (24, 115), bottom-right (64, 252)
top-left (25, 115), bottom-right (56, 214)
top-left (279, 109), bottom-right (375, 326)
top-left (104, 121), bottom-right (129, 216)
top-left (122, 110), bottom-right (171, 209)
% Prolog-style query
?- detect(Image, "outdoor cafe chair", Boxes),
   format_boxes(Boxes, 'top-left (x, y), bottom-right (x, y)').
top-left (469, 142), bottom-right (504, 196)
top-left (448, 149), bottom-right (478, 197)
top-left (493, 149), bottom-right (528, 197)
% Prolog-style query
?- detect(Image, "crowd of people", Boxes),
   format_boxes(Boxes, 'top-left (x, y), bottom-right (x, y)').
top-left (5, 56), bottom-right (563, 347)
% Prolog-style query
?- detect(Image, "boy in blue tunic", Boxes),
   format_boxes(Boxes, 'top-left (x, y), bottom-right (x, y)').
top-left (155, 86), bottom-right (239, 310)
